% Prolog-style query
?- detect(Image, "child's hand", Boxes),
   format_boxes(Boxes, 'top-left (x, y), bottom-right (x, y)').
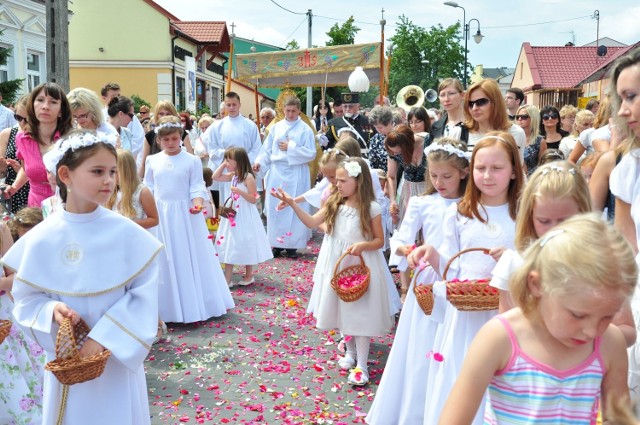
top-left (487, 247), bottom-right (505, 262)
top-left (53, 303), bottom-right (79, 326)
top-left (78, 338), bottom-right (105, 359)
top-left (271, 188), bottom-right (294, 206)
top-left (278, 140), bottom-right (289, 151)
top-left (407, 245), bottom-right (429, 269)
top-left (5, 158), bottom-right (21, 173)
top-left (189, 204), bottom-right (203, 214)
top-left (402, 244), bottom-right (416, 257)
top-left (347, 242), bottom-right (367, 256)
top-left (276, 200), bottom-right (289, 211)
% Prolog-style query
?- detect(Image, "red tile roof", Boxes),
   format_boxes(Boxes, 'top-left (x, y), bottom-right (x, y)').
top-left (171, 21), bottom-right (227, 44)
top-left (523, 42), bottom-right (630, 89)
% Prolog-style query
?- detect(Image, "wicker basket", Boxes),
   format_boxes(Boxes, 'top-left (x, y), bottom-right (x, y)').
top-left (412, 267), bottom-right (434, 315)
top-left (330, 252), bottom-right (370, 302)
top-left (0, 319), bottom-right (11, 344)
top-left (443, 247), bottom-right (499, 311)
top-left (45, 318), bottom-right (111, 385)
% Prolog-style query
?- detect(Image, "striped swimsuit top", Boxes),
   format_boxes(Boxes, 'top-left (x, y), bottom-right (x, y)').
top-left (484, 315), bottom-right (603, 425)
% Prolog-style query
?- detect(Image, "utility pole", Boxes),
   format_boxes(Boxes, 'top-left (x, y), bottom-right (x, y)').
top-left (46, 0), bottom-right (70, 92)
top-left (306, 9), bottom-right (313, 116)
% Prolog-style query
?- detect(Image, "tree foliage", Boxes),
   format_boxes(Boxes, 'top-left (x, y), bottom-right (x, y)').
top-left (325, 16), bottom-right (360, 46)
top-left (0, 30), bottom-right (23, 105)
top-left (388, 16), bottom-right (465, 107)
top-left (285, 40), bottom-right (300, 51)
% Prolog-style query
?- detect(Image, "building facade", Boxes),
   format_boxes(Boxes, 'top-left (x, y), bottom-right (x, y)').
top-left (68, 0), bottom-right (229, 114)
top-left (0, 0), bottom-right (47, 98)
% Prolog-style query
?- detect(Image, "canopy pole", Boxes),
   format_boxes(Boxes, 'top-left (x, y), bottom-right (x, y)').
top-left (379, 9), bottom-right (386, 105)
top-left (254, 79), bottom-right (260, 130)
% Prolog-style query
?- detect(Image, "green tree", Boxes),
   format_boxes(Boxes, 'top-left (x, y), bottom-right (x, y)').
top-left (130, 94), bottom-right (151, 114)
top-left (326, 16), bottom-right (360, 46)
top-left (389, 16), bottom-right (465, 107)
top-left (285, 40), bottom-right (300, 50)
top-left (0, 30), bottom-right (23, 105)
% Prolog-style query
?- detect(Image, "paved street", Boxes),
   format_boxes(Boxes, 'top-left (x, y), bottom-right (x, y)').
top-left (146, 237), bottom-right (397, 424)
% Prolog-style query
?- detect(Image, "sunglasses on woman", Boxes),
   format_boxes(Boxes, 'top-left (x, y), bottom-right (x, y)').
top-left (542, 114), bottom-right (558, 120)
top-left (515, 114), bottom-right (530, 120)
top-left (14, 114), bottom-right (27, 123)
top-left (468, 98), bottom-right (491, 108)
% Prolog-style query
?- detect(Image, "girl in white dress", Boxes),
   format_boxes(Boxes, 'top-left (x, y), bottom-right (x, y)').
top-left (273, 158), bottom-right (401, 386)
top-left (213, 147), bottom-right (272, 287)
top-left (408, 131), bottom-right (525, 425)
top-left (367, 137), bottom-right (470, 425)
top-left (4, 130), bottom-right (162, 425)
top-left (144, 117), bottom-right (234, 324)
top-left (0, 214), bottom-right (46, 425)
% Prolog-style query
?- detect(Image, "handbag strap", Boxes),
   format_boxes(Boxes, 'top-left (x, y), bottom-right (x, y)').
top-left (222, 196), bottom-right (234, 208)
top-left (442, 247), bottom-right (490, 280)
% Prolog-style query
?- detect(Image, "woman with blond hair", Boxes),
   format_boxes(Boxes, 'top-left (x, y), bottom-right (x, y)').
top-left (138, 100), bottom-right (193, 177)
top-left (559, 109), bottom-right (594, 159)
top-left (515, 104), bottom-right (542, 175)
top-left (67, 87), bottom-right (119, 137)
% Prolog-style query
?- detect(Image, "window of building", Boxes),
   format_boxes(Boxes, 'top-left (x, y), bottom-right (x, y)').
top-left (176, 77), bottom-right (185, 112)
top-left (27, 51), bottom-right (42, 91)
top-left (0, 45), bottom-right (13, 83)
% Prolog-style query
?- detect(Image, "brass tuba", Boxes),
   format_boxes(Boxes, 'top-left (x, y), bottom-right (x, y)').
top-left (396, 85), bottom-right (426, 112)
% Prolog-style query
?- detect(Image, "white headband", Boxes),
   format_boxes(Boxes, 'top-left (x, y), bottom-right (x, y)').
top-left (326, 148), bottom-right (349, 158)
top-left (541, 165), bottom-right (576, 175)
top-left (43, 131), bottom-right (117, 173)
top-left (424, 143), bottom-right (471, 160)
top-left (154, 122), bottom-right (183, 134)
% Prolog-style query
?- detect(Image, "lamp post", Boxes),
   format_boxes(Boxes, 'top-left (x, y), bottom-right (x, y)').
top-left (443, 1), bottom-right (483, 89)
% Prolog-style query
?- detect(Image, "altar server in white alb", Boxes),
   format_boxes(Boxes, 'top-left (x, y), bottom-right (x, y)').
top-left (144, 116), bottom-right (234, 324)
top-left (3, 130), bottom-right (163, 425)
top-left (253, 96), bottom-right (317, 258)
top-left (202, 91), bottom-right (261, 203)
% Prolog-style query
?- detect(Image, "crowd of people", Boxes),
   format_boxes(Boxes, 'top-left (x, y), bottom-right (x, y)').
top-left (0, 45), bottom-right (639, 424)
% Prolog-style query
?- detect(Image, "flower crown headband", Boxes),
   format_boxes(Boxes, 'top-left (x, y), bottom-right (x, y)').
top-left (424, 143), bottom-right (471, 160)
top-left (43, 131), bottom-right (117, 173)
top-left (154, 121), bottom-right (183, 134)
top-left (540, 165), bottom-right (576, 176)
top-left (326, 148), bottom-right (349, 158)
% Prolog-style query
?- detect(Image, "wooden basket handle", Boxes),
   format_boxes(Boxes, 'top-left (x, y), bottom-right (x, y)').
top-left (332, 251), bottom-right (365, 277)
top-left (442, 247), bottom-right (490, 280)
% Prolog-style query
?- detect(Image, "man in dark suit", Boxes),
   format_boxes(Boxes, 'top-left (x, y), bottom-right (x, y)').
top-left (325, 92), bottom-right (376, 156)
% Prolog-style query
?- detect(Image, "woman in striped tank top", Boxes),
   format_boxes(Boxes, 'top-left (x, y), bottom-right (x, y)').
top-left (439, 214), bottom-right (637, 424)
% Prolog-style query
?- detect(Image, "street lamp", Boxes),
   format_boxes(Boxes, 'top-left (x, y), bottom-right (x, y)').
top-left (443, 1), bottom-right (483, 89)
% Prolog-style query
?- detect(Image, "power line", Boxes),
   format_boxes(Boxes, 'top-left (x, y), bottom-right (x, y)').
top-left (280, 15), bottom-right (308, 48)
top-left (314, 14), bottom-right (387, 27)
top-left (269, 0), bottom-right (306, 15)
top-left (484, 14), bottom-right (592, 29)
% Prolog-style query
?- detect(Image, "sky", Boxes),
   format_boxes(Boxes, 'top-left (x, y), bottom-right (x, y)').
top-left (155, 0), bottom-right (640, 70)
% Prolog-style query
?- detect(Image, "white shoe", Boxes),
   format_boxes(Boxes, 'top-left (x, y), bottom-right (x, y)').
top-left (338, 355), bottom-right (356, 370)
top-left (238, 277), bottom-right (254, 286)
top-left (347, 367), bottom-right (369, 386)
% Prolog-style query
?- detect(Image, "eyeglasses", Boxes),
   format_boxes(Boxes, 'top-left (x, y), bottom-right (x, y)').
top-left (14, 114), bottom-right (27, 123)
top-left (127, 112), bottom-right (134, 118)
top-left (468, 98), bottom-right (491, 108)
top-left (139, 110), bottom-right (149, 114)
top-left (515, 114), bottom-right (530, 120)
top-left (73, 112), bottom-right (91, 120)
top-left (542, 114), bottom-right (558, 120)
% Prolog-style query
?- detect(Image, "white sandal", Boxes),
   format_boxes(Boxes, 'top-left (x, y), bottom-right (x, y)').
top-left (347, 367), bottom-right (369, 386)
top-left (338, 354), bottom-right (356, 370)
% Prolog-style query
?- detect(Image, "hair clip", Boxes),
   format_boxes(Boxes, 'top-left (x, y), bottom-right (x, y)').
top-left (539, 228), bottom-right (564, 247)
top-left (344, 161), bottom-right (362, 177)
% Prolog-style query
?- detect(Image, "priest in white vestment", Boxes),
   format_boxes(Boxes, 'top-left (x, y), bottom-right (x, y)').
top-left (202, 92), bottom-right (261, 203)
top-left (254, 96), bottom-right (316, 257)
